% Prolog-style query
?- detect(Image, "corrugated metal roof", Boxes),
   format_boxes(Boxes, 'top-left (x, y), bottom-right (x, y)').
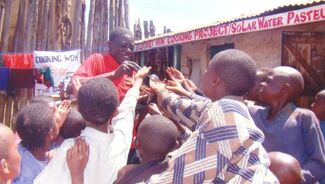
top-left (135, 0), bottom-right (325, 44)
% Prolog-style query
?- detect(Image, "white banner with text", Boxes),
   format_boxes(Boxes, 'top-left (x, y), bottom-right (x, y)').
top-left (33, 50), bottom-right (81, 96)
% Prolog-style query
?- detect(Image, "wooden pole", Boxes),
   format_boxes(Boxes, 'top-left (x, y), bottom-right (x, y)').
top-left (71, 0), bottom-right (82, 49)
top-left (102, 0), bottom-right (108, 49)
top-left (109, 0), bottom-right (116, 34)
top-left (13, 0), bottom-right (27, 52)
top-left (0, 0), bottom-right (13, 53)
top-left (0, 0), bottom-right (6, 48)
top-left (85, 0), bottom-right (95, 57)
top-left (124, 0), bottom-right (129, 29)
top-left (118, 0), bottom-right (123, 27)
top-left (80, 0), bottom-right (86, 61)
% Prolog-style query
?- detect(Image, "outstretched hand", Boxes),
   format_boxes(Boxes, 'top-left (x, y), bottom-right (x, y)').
top-left (166, 67), bottom-right (185, 83)
top-left (183, 79), bottom-right (198, 92)
top-left (166, 80), bottom-right (191, 97)
top-left (134, 66), bottom-right (151, 81)
top-left (148, 103), bottom-right (163, 115)
top-left (149, 79), bottom-right (166, 94)
top-left (54, 100), bottom-right (71, 127)
top-left (71, 78), bottom-right (82, 98)
top-left (114, 61), bottom-right (141, 78)
top-left (67, 137), bottom-right (89, 184)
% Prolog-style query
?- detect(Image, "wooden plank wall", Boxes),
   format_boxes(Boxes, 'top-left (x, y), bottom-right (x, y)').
top-left (0, 89), bottom-right (33, 130)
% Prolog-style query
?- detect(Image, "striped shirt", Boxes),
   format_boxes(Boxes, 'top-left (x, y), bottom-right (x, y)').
top-left (146, 91), bottom-right (279, 184)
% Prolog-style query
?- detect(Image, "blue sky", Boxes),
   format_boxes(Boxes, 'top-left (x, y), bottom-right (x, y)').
top-left (129, 0), bottom-right (314, 34)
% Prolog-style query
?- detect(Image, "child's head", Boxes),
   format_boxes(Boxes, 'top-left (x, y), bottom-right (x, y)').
top-left (15, 103), bottom-right (58, 150)
top-left (136, 115), bottom-right (179, 160)
top-left (311, 89), bottom-right (325, 120)
top-left (258, 66), bottom-right (304, 105)
top-left (30, 95), bottom-right (56, 110)
top-left (246, 67), bottom-right (272, 102)
top-left (77, 77), bottom-right (118, 125)
top-left (59, 108), bottom-right (86, 139)
top-left (268, 152), bottom-right (302, 184)
top-left (0, 124), bottom-right (21, 182)
top-left (201, 49), bottom-right (257, 101)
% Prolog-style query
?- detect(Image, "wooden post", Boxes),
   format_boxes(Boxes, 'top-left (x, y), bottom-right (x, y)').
top-left (86, 0), bottom-right (95, 56)
top-left (80, 0), bottom-right (86, 61)
top-left (46, 0), bottom-right (56, 51)
top-left (0, 0), bottom-right (13, 53)
top-left (109, 0), bottom-right (115, 34)
top-left (124, 0), bottom-right (129, 29)
top-left (102, 0), bottom-right (109, 50)
top-left (0, 0), bottom-right (6, 48)
top-left (13, 0), bottom-right (27, 52)
top-left (71, 0), bottom-right (80, 49)
top-left (118, 0), bottom-right (124, 27)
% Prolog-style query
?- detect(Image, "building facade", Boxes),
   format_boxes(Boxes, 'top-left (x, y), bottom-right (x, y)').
top-left (134, 1), bottom-right (325, 107)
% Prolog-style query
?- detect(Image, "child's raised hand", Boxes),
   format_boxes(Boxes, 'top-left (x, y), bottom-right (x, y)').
top-left (165, 80), bottom-right (191, 97)
top-left (71, 78), bottom-right (82, 97)
top-left (184, 79), bottom-right (198, 92)
top-left (148, 103), bottom-right (163, 115)
top-left (134, 66), bottom-right (151, 80)
top-left (166, 67), bottom-right (185, 83)
top-left (55, 100), bottom-right (71, 127)
top-left (123, 77), bottom-right (135, 88)
top-left (149, 79), bottom-right (166, 94)
top-left (66, 137), bottom-right (89, 184)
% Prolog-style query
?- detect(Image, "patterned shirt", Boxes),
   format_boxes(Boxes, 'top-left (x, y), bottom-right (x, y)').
top-left (146, 91), bottom-right (279, 184)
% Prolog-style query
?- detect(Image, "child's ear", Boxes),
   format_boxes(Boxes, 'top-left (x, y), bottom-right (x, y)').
top-left (0, 159), bottom-right (10, 174)
top-left (282, 83), bottom-right (291, 93)
top-left (212, 73), bottom-right (221, 87)
top-left (134, 137), bottom-right (140, 150)
top-left (48, 128), bottom-right (57, 141)
top-left (173, 140), bottom-right (181, 151)
top-left (112, 109), bottom-right (118, 117)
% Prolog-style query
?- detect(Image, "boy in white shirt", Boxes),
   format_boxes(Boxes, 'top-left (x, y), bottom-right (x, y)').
top-left (34, 67), bottom-right (150, 184)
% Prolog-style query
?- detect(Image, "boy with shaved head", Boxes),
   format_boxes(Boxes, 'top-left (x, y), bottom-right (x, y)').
top-left (249, 66), bottom-right (325, 183)
top-left (268, 151), bottom-right (303, 184)
top-left (245, 67), bottom-right (271, 105)
top-left (0, 124), bottom-right (21, 184)
top-left (146, 49), bottom-right (278, 183)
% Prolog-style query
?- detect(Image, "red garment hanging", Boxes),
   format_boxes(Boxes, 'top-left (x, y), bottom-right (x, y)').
top-left (3, 54), bottom-right (33, 68)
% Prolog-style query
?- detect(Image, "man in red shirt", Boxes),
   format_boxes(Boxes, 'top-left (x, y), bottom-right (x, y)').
top-left (73, 27), bottom-right (141, 164)
top-left (73, 27), bottom-right (140, 100)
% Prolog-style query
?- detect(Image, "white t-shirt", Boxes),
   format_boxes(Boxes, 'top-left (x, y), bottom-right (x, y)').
top-left (34, 87), bottom-right (139, 184)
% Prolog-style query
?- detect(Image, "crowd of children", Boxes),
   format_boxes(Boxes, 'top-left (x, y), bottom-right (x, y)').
top-left (1, 28), bottom-right (325, 184)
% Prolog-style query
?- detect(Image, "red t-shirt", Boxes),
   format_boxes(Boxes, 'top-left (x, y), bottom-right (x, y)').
top-left (74, 53), bottom-right (131, 101)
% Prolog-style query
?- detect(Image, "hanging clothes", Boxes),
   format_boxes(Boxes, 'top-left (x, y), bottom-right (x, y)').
top-left (9, 68), bottom-right (35, 89)
top-left (0, 67), bottom-right (10, 91)
top-left (3, 54), bottom-right (33, 68)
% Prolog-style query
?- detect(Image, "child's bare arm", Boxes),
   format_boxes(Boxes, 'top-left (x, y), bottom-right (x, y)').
top-left (66, 137), bottom-right (89, 184)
